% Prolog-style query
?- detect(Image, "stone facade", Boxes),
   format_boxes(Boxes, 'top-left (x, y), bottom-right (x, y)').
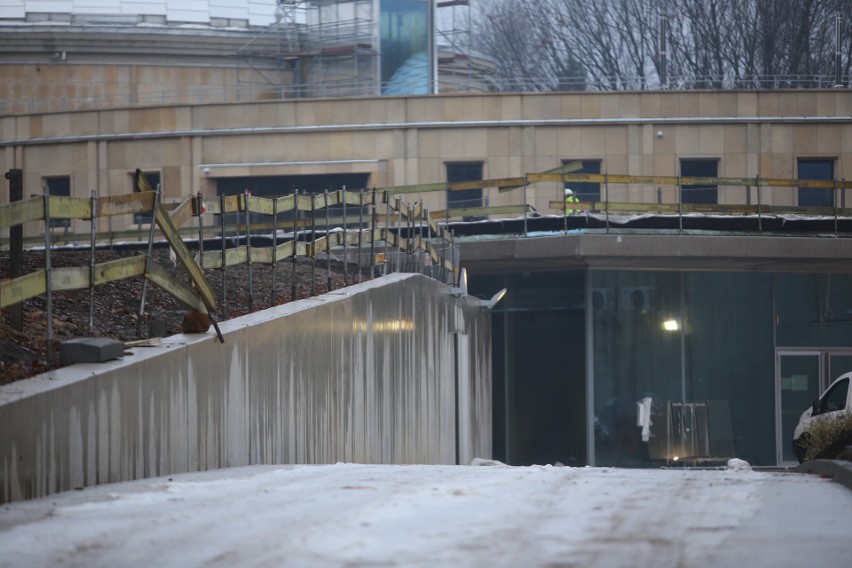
top-left (2, 90), bottom-right (851, 238)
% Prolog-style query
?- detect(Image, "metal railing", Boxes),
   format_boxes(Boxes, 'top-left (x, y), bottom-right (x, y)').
top-left (2, 72), bottom-right (847, 116)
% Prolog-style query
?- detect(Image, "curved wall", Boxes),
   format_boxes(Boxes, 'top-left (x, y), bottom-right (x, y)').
top-left (0, 273), bottom-right (493, 503)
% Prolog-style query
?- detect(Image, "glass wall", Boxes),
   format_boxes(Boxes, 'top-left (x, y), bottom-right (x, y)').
top-left (591, 270), bottom-right (776, 466)
top-left (474, 265), bottom-right (852, 468)
top-left (470, 270), bottom-right (586, 466)
top-left (380, 0), bottom-right (431, 94)
top-left (591, 269), bottom-right (852, 467)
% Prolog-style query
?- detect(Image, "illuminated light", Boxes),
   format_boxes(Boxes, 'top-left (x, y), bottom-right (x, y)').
top-left (662, 319), bottom-right (679, 331)
top-left (672, 456), bottom-right (679, 462)
top-left (353, 320), bottom-right (415, 333)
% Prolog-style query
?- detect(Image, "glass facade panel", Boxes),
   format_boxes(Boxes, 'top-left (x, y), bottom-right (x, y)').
top-left (380, 0), bottom-right (430, 95)
top-left (591, 270), bottom-right (776, 466)
top-left (476, 265), bottom-right (850, 469)
top-left (775, 273), bottom-right (852, 348)
top-left (470, 270), bottom-right (586, 466)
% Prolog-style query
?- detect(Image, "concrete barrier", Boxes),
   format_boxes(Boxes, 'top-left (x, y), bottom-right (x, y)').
top-left (0, 274), bottom-right (492, 503)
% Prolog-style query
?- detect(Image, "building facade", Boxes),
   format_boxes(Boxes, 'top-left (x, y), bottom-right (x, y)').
top-left (3, 89), bottom-right (851, 468)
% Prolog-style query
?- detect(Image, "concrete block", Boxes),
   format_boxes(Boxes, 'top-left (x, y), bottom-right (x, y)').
top-left (60, 338), bottom-right (125, 365)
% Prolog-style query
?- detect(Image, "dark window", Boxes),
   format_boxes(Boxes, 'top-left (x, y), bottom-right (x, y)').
top-left (133, 171), bottom-right (160, 225)
top-left (821, 378), bottom-right (849, 413)
top-left (216, 173), bottom-right (371, 227)
top-left (562, 160), bottom-right (601, 202)
top-left (446, 162), bottom-right (484, 221)
top-left (44, 177), bottom-right (71, 229)
top-left (798, 159), bottom-right (834, 207)
top-left (680, 159), bottom-right (718, 204)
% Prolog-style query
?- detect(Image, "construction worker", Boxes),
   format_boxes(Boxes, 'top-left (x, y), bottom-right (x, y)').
top-left (564, 187), bottom-right (580, 215)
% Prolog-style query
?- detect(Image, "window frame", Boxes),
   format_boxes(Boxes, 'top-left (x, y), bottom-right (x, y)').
top-left (679, 158), bottom-right (719, 205)
top-left (797, 158), bottom-right (835, 208)
top-left (561, 159), bottom-right (601, 202)
top-left (445, 161), bottom-right (484, 220)
top-left (132, 170), bottom-right (161, 225)
top-left (43, 176), bottom-right (71, 229)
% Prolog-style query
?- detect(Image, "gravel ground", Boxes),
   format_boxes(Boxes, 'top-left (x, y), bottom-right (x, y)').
top-left (1, 247), bottom-right (360, 384)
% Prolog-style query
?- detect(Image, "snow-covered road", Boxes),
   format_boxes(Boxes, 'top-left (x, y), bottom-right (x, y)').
top-left (0, 461), bottom-right (850, 567)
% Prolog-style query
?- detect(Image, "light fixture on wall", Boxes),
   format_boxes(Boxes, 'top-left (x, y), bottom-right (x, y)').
top-left (450, 268), bottom-right (468, 298)
top-left (481, 288), bottom-right (507, 311)
top-left (662, 319), bottom-right (679, 331)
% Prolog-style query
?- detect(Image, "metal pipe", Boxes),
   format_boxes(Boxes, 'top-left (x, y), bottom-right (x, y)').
top-left (291, 189), bottom-right (299, 302)
top-left (88, 190), bottom-right (97, 336)
top-left (310, 191), bottom-right (317, 296)
top-left (43, 193), bottom-right (55, 364)
top-left (357, 188), bottom-right (364, 284)
top-left (325, 189), bottom-right (331, 292)
top-left (220, 193), bottom-right (227, 306)
top-left (196, 192), bottom-right (204, 270)
top-left (136, 183), bottom-right (161, 338)
top-left (5, 116), bottom-right (847, 148)
top-left (271, 194), bottom-right (278, 306)
top-left (245, 189), bottom-right (254, 311)
top-left (342, 186), bottom-right (348, 285)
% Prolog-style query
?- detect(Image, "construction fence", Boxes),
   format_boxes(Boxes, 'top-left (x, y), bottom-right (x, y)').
top-left (1, 170), bottom-right (459, 363)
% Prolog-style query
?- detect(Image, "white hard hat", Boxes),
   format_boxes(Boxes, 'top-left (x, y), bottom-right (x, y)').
top-left (564, 188), bottom-right (574, 196)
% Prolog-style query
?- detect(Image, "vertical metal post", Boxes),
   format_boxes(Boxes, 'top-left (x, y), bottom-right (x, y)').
top-left (418, 201), bottom-right (425, 275)
top-left (342, 186), bottom-right (348, 285)
top-left (324, 189), bottom-right (332, 292)
top-left (137, 183), bottom-right (161, 338)
top-left (310, 191), bottom-right (317, 296)
top-left (522, 182), bottom-right (528, 237)
top-left (244, 189), bottom-right (254, 311)
top-left (271, 195), bottom-right (278, 306)
top-left (357, 188), bottom-right (364, 284)
top-left (5, 169), bottom-right (23, 331)
top-left (396, 202), bottom-right (403, 273)
top-left (196, 192), bottom-right (205, 270)
top-left (291, 189), bottom-right (299, 302)
top-left (88, 190), bottom-right (97, 336)
top-left (450, 230), bottom-right (457, 286)
top-left (369, 188), bottom-right (377, 279)
top-left (834, 179), bottom-right (839, 236)
top-left (425, 209), bottom-right (433, 278)
top-left (835, 15), bottom-right (843, 87)
top-left (676, 175), bottom-right (683, 233)
top-left (604, 172), bottom-right (610, 233)
top-left (562, 174), bottom-right (568, 235)
top-left (384, 191), bottom-right (391, 274)
top-left (43, 193), bottom-right (55, 364)
top-left (756, 175), bottom-right (762, 232)
top-left (220, 193), bottom-right (227, 306)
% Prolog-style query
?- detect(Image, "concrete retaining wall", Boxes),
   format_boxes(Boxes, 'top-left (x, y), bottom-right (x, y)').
top-left (0, 274), bottom-right (492, 503)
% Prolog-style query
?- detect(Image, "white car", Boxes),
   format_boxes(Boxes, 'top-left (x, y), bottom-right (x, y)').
top-left (792, 371), bottom-right (852, 463)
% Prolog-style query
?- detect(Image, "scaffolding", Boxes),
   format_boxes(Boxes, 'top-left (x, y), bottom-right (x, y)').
top-left (237, 1), bottom-right (490, 100)
top-left (237, 0), bottom-right (379, 100)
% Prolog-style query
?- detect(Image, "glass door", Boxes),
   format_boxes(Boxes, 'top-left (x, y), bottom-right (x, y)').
top-left (827, 353), bottom-right (852, 384)
top-left (776, 351), bottom-right (822, 464)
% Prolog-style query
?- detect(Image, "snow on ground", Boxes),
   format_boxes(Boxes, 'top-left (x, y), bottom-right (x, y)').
top-left (0, 462), bottom-right (850, 568)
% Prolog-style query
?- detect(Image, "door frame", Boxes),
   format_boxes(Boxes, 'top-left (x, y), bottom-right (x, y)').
top-left (775, 348), bottom-right (852, 465)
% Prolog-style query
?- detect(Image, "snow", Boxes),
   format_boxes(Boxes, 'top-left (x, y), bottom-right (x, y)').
top-left (0, 462), bottom-right (850, 567)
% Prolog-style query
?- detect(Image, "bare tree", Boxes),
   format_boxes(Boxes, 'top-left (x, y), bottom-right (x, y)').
top-left (472, 0), bottom-right (852, 91)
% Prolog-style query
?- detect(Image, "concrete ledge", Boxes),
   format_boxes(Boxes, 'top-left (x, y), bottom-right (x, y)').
top-left (796, 460), bottom-right (852, 492)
